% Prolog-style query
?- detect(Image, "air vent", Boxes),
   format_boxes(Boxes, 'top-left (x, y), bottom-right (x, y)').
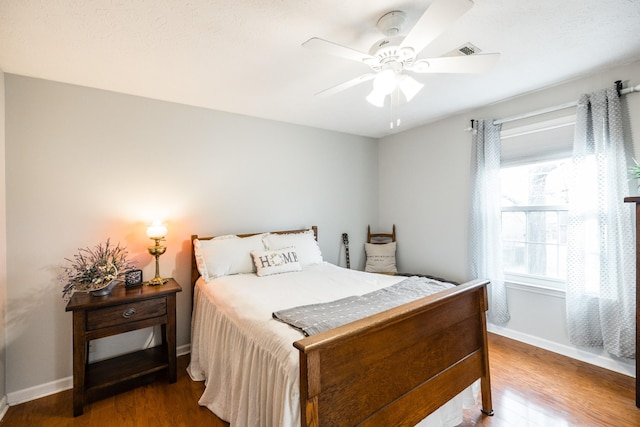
top-left (459, 45), bottom-right (475, 55)
top-left (446, 42), bottom-right (482, 57)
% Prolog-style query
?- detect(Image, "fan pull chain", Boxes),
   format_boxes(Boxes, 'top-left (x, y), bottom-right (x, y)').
top-left (389, 88), bottom-right (401, 129)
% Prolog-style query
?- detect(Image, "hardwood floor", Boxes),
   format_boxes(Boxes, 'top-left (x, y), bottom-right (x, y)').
top-left (1, 333), bottom-right (637, 426)
top-left (0, 355), bottom-right (225, 427)
top-left (462, 334), bottom-right (638, 427)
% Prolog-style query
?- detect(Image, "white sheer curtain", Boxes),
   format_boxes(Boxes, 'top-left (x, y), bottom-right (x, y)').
top-left (469, 120), bottom-right (510, 325)
top-left (566, 86), bottom-right (636, 359)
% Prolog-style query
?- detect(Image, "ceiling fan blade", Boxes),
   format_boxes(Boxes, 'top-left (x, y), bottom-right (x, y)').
top-left (407, 53), bottom-right (500, 74)
top-left (400, 0), bottom-right (473, 55)
top-left (303, 37), bottom-right (374, 63)
top-left (315, 73), bottom-right (376, 97)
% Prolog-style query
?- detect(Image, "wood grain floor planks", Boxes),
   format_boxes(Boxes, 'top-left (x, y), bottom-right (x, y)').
top-left (1, 333), bottom-right (637, 426)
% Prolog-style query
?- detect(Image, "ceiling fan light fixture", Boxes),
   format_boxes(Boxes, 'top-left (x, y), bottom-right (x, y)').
top-left (366, 88), bottom-right (387, 107)
top-left (304, 0), bottom-right (499, 117)
top-left (372, 69), bottom-right (398, 95)
top-left (398, 74), bottom-right (424, 102)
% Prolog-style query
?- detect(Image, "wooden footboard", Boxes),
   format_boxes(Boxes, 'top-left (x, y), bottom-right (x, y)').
top-left (294, 279), bottom-right (492, 427)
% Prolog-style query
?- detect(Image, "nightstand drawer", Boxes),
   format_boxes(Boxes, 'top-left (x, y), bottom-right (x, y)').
top-left (86, 297), bottom-right (167, 330)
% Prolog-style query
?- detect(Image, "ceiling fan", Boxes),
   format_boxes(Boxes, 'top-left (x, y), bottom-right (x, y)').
top-left (303, 0), bottom-right (499, 108)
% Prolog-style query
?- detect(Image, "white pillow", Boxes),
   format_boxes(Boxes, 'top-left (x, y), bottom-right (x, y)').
top-left (251, 247), bottom-right (302, 277)
top-left (364, 242), bottom-right (397, 274)
top-left (263, 230), bottom-right (323, 267)
top-left (194, 233), bottom-right (267, 281)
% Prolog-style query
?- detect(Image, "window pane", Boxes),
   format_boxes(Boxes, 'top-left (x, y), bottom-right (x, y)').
top-left (501, 160), bottom-right (569, 206)
top-left (528, 243), bottom-right (561, 278)
top-left (502, 212), bottom-right (525, 241)
top-left (503, 241), bottom-right (526, 274)
top-left (501, 158), bottom-right (570, 284)
top-left (501, 168), bottom-right (529, 206)
top-left (528, 211), bottom-right (547, 243)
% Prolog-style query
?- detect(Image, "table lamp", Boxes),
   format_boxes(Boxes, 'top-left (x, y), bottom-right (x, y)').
top-left (147, 220), bottom-right (168, 285)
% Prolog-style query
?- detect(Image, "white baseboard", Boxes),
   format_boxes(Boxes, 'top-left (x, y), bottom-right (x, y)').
top-left (7, 377), bottom-right (72, 406)
top-left (0, 395), bottom-right (9, 422)
top-left (6, 344), bottom-right (193, 407)
top-left (488, 324), bottom-right (636, 378)
top-left (177, 343), bottom-right (191, 357)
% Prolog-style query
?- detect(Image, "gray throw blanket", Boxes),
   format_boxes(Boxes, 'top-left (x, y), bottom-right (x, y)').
top-left (272, 276), bottom-right (454, 336)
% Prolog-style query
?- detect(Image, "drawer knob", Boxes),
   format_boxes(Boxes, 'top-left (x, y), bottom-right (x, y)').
top-left (122, 308), bottom-right (137, 318)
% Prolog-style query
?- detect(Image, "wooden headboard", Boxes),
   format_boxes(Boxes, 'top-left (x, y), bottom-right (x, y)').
top-left (190, 226), bottom-right (318, 293)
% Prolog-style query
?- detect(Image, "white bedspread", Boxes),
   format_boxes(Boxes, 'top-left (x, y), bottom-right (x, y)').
top-left (187, 262), bottom-right (478, 427)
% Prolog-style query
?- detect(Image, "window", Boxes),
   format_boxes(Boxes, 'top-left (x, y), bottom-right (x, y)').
top-left (499, 115), bottom-right (575, 289)
top-left (501, 159), bottom-right (569, 288)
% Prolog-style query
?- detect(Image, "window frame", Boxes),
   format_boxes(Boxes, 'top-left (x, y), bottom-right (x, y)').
top-left (499, 116), bottom-right (575, 292)
top-left (501, 203), bottom-right (569, 290)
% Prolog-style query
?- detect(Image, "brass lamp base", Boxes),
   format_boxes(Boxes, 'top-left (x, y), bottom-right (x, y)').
top-left (147, 276), bottom-right (168, 286)
top-left (147, 239), bottom-right (167, 286)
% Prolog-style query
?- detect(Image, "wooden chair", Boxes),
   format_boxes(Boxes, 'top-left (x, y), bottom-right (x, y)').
top-left (365, 225), bottom-right (397, 274)
top-left (366, 224), bottom-right (460, 283)
top-left (367, 224), bottom-right (396, 244)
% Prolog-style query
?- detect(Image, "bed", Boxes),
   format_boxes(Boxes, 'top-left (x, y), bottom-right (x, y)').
top-left (187, 226), bottom-right (493, 426)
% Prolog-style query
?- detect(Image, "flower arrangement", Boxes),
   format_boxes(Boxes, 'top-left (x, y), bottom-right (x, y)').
top-left (60, 239), bottom-right (136, 300)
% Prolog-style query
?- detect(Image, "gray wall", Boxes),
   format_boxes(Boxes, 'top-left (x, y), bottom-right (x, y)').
top-left (4, 59), bottom-right (640, 403)
top-left (4, 75), bottom-right (379, 397)
top-left (379, 59), bottom-right (640, 376)
top-left (0, 69), bottom-right (6, 407)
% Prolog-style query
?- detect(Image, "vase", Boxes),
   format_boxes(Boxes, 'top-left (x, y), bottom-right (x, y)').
top-left (90, 279), bottom-right (123, 297)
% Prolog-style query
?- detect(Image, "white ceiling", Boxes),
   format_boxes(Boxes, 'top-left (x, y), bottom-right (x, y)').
top-left (1, 0), bottom-right (640, 138)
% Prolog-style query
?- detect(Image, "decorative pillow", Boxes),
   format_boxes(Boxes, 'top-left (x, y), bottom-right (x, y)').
top-left (364, 242), bottom-right (397, 274)
top-left (194, 233), bottom-right (267, 281)
top-left (263, 230), bottom-right (323, 267)
top-left (251, 247), bottom-right (302, 277)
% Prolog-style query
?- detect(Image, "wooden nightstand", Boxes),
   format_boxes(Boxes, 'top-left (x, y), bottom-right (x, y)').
top-left (65, 278), bottom-right (182, 416)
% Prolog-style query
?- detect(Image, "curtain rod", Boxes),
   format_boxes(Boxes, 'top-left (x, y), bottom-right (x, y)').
top-left (491, 80), bottom-right (640, 126)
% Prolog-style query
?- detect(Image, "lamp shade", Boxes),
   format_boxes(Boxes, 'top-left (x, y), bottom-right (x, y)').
top-left (398, 75), bottom-right (424, 102)
top-left (147, 221), bottom-right (167, 239)
top-left (372, 69), bottom-right (397, 95)
top-left (366, 71), bottom-right (424, 107)
top-left (366, 89), bottom-right (387, 107)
